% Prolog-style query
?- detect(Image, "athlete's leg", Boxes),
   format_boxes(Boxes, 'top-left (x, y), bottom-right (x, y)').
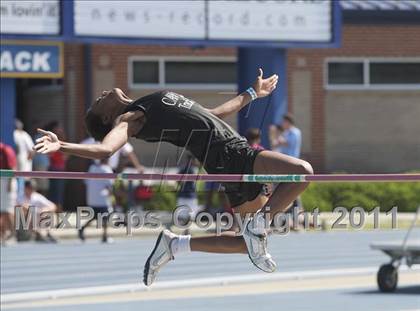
top-left (144, 191), bottom-right (272, 285)
top-left (165, 153), bottom-right (312, 256)
top-left (190, 195), bottom-right (268, 254)
top-left (190, 232), bottom-right (246, 253)
top-left (226, 151), bottom-right (313, 273)
top-left (253, 150), bottom-right (313, 218)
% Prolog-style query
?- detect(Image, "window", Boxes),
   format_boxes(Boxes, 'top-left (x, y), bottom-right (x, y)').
top-left (132, 61), bottom-right (159, 84)
top-left (129, 57), bottom-right (236, 90)
top-left (328, 62), bottom-right (364, 85)
top-left (165, 61), bottom-right (236, 84)
top-left (326, 59), bottom-right (420, 90)
top-left (370, 62), bottom-right (420, 85)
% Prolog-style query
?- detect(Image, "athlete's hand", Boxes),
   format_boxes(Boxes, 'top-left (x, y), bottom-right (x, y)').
top-left (33, 129), bottom-right (61, 154)
top-left (253, 68), bottom-right (278, 98)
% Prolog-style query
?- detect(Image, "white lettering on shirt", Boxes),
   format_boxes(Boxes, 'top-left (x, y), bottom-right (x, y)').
top-left (162, 92), bottom-right (194, 110)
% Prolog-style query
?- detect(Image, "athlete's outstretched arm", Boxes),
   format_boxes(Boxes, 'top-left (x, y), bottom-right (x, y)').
top-left (34, 122), bottom-right (129, 160)
top-left (209, 68), bottom-right (278, 119)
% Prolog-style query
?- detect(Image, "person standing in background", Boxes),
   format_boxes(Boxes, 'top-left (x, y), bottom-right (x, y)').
top-left (0, 142), bottom-right (17, 243)
top-left (79, 158), bottom-right (114, 243)
top-left (270, 114), bottom-right (301, 158)
top-left (32, 123), bottom-right (51, 196)
top-left (79, 137), bottom-right (143, 216)
top-left (110, 141), bottom-right (144, 173)
top-left (13, 119), bottom-right (34, 197)
top-left (45, 121), bottom-right (67, 211)
top-left (269, 124), bottom-right (284, 153)
top-left (270, 114), bottom-right (304, 229)
top-left (80, 136), bottom-right (144, 173)
top-left (17, 180), bottom-right (58, 243)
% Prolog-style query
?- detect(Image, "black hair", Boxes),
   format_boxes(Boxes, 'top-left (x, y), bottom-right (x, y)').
top-left (24, 180), bottom-right (36, 190)
top-left (283, 113), bottom-right (295, 125)
top-left (85, 109), bottom-right (113, 141)
top-left (275, 124), bottom-right (284, 132)
top-left (15, 119), bottom-right (24, 130)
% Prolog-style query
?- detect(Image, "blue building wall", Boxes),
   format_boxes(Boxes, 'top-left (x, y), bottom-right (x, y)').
top-left (237, 48), bottom-right (287, 148)
top-left (0, 79), bottom-right (16, 146)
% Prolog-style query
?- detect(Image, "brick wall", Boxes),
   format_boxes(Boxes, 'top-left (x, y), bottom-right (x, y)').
top-left (64, 44), bottom-right (88, 141)
top-left (90, 45), bottom-right (235, 95)
top-left (288, 24), bottom-right (420, 172)
top-left (65, 24), bottom-right (420, 170)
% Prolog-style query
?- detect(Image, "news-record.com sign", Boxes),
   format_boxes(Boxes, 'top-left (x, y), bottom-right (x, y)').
top-left (0, 41), bottom-right (64, 78)
top-left (0, 0), bottom-right (60, 35)
top-left (208, 0), bottom-right (332, 42)
top-left (74, 0), bottom-right (205, 39)
top-left (74, 0), bottom-right (335, 44)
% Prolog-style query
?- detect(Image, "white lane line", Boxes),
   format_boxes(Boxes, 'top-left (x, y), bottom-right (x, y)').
top-left (1, 257), bottom-right (384, 283)
top-left (1, 248), bottom-right (375, 269)
top-left (3, 272), bottom-right (420, 310)
top-left (2, 266), bottom-right (419, 304)
top-left (1, 248), bottom-right (379, 270)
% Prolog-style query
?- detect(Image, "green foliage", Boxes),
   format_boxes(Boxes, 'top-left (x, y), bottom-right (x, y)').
top-left (143, 186), bottom-right (177, 211)
top-left (195, 181), bottom-right (207, 205)
top-left (140, 176), bottom-right (420, 213)
top-left (302, 182), bottom-right (420, 212)
top-left (143, 182), bottom-right (222, 211)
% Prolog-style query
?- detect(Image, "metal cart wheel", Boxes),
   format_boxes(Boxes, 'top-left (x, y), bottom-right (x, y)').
top-left (377, 264), bottom-right (398, 292)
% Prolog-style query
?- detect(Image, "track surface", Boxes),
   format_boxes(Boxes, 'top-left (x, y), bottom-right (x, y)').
top-left (1, 230), bottom-right (419, 311)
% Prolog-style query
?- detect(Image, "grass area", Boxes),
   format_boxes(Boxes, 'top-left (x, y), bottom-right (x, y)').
top-left (301, 181), bottom-right (420, 213)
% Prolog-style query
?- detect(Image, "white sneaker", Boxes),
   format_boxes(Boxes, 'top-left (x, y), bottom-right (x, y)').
top-left (242, 215), bottom-right (277, 273)
top-left (143, 229), bottom-right (176, 286)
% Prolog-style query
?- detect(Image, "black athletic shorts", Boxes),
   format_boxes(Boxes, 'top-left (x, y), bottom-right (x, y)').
top-left (205, 137), bottom-right (265, 208)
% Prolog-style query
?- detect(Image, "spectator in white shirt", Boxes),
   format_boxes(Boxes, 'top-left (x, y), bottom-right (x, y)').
top-left (80, 137), bottom-right (144, 172)
top-left (79, 159), bottom-right (114, 243)
top-left (14, 119), bottom-right (35, 197)
top-left (17, 180), bottom-right (57, 242)
top-left (14, 119), bottom-right (34, 171)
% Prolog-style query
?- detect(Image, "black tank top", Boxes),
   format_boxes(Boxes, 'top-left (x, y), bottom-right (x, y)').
top-left (125, 91), bottom-right (246, 167)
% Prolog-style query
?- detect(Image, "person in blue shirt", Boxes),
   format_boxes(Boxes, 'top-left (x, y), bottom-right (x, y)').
top-left (271, 114), bottom-right (301, 158)
top-left (270, 114), bottom-right (304, 229)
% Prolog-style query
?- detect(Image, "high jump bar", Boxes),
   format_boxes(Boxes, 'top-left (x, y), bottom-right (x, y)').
top-left (1, 170), bottom-right (419, 183)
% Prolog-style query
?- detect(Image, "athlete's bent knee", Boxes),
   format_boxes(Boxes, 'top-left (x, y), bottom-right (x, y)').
top-left (297, 160), bottom-right (314, 175)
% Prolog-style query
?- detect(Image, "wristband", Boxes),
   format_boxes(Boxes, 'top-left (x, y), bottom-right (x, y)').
top-left (246, 87), bottom-right (258, 101)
